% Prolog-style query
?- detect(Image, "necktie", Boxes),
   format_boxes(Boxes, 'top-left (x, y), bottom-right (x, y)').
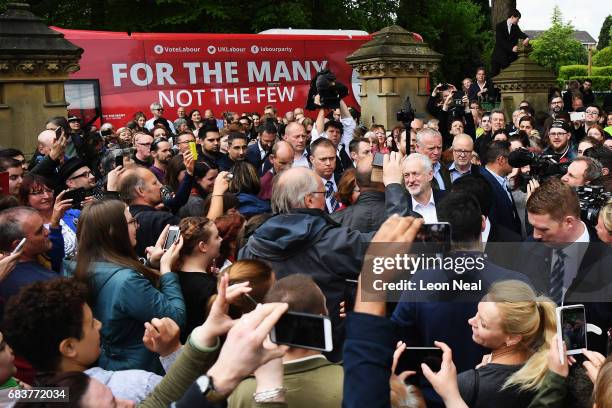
top-left (550, 249), bottom-right (566, 304)
top-left (325, 180), bottom-right (339, 213)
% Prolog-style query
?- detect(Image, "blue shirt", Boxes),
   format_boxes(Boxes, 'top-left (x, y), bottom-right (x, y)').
top-left (448, 162), bottom-right (472, 183)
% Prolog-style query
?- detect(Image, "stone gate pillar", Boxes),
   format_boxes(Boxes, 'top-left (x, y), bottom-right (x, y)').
top-left (346, 25), bottom-right (442, 129)
top-left (493, 43), bottom-right (557, 119)
top-left (0, 2), bottom-right (82, 153)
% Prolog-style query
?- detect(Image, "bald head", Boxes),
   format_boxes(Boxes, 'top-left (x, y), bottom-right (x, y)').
top-left (270, 140), bottom-right (295, 173)
top-left (283, 122), bottom-right (307, 153)
top-left (452, 133), bottom-right (474, 149)
top-left (37, 130), bottom-right (56, 155)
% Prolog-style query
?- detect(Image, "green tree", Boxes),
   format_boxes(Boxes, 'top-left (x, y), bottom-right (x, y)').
top-left (597, 15), bottom-right (612, 50)
top-left (397, 0), bottom-right (488, 85)
top-left (530, 7), bottom-right (587, 74)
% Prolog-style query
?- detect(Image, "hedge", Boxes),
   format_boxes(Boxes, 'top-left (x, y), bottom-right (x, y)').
top-left (559, 65), bottom-right (612, 79)
top-left (593, 46), bottom-right (612, 67)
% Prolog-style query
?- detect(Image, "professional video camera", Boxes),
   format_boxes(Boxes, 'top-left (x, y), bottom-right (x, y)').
top-left (305, 69), bottom-right (349, 110)
top-left (575, 185), bottom-right (611, 227)
top-left (396, 96), bottom-right (416, 155)
top-left (508, 148), bottom-right (570, 184)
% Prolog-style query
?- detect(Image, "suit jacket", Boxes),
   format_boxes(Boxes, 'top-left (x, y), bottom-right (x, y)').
top-left (431, 164), bottom-right (452, 191)
top-left (467, 80), bottom-right (496, 102)
top-left (480, 167), bottom-right (522, 236)
top-left (492, 20), bottom-right (527, 68)
top-left (513, 227), bottom-right (612, 354)
top-left (334, 145), bottom-right (354, 180)
top-left (246, 142), bottom-right (272, 176)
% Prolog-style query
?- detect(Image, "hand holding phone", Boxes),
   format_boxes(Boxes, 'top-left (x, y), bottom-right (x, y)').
top-left (270, 311), bottom-right (333, 352)
top-left (11, 238), bottom-right (27, 255)
top-left (556, 305), bottom-right (587, 363)
top-left (163, 226), bottom-right (180, 250)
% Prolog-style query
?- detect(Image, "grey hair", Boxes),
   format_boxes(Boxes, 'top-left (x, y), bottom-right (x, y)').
top-left (118, 169), bottom-right (148, 205)
top-left (574, 156), bottom-right (603, 182)
top-left (174, 118), bottom-right (188, 127)
top-left (150, 102), bottom-right (163, 111)
top-left (403, 152), bottom-right (432, 173)
top-left (0, 206), bottom-right (37, 251)
top-left (415, 128), bottom-right (442, 147)
top-left (271, 167), bottom-right (319, 214)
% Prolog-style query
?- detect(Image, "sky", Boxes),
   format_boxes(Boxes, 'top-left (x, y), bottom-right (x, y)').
top-left (516, 0), bottom-right (610, 41)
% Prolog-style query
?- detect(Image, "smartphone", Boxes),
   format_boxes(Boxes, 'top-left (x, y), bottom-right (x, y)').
top-left (343, 279), bottom-right (358, 313)
top-left (115, 154), bottom-right (124, 167)
top-left (11, 238), bottom-right (27, 255)
top-left (55, 127), bottom-right (63, 139)
top-left (394, 346), bottom-right (443, 382)
top-left (415, 222), bottom-right (452, 253)
top-left (63, 188), bottom-right (93, 209)
top-left (569, 111), bottom-right (586, 122)
top-left (556, 304), bottom-right (587, 360)
top-left (371, 152), bottom-right (384, 183)
top-left (270, 311), bottom-right (333, 352)
top-left (188, 141), bottom-right (199, 161)
top-left (163, 226), bottom-right (180, 250)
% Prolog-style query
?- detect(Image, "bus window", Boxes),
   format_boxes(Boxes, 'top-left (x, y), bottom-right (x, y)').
top-left (65, 80), bottom-right (101, 127)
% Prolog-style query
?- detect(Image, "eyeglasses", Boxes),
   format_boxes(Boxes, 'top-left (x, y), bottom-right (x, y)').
top-left (453, 149), bottom-right (473, 156)
top-left (68, 171), bottom-right (92, 180)
top-left (30, 187), bottom-right (53, 196)
top-left (551, 101), bottom-right (563, 105)
top-left (137, 142), bottom-right (152, 148)
top-left (311, 191), bottom-right (326, 195)
top-left (177, 139), bottom-right (195, 145)
top-left (155, 108), bottom-right (164, 112)
top-left (549, 132), bottom-right (567, 137)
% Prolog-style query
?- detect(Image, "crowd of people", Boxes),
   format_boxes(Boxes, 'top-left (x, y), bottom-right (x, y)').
top-left (0, 50), bottom-right (612, 407)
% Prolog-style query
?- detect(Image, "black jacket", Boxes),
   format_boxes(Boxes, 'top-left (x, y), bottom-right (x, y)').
top-left (513, 226), bottom-right (612, 354)
top-left (238, 208), bottom-right (374, 361)
top-left (245, 142), bottom-right (272, 176)
top-left (480, 167), bottom-right (522, 236)
top-left (330, 190), bottom-right (387, 233)
top-left (129, 205), bottom-right (180, 258)
top-left (492, 20), bottom-right (527, 68)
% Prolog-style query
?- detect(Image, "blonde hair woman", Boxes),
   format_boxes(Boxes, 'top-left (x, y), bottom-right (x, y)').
top-left (457, 280), bottom-right (557, 407)
top-left (595, 200), bottom-right (612, 243)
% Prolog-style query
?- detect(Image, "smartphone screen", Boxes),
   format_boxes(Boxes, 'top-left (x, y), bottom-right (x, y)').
top-left (271, 311), bottom-right (332, 352)
top-left (163, 227), bottom-right (180, 250)
top-left (394, 347), bottom-right (443, 382)
top-left (415, 222), bottom-right (451, 253)
top-left (560, 306), bottom-right (587, 352)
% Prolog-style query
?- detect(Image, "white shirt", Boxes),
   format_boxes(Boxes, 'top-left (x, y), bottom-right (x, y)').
top-left (322, 176), bottom-right (338, 213)
top-left (292, 150), bottom-right (310, 168)
top-left (552, 222), bottom-right (590, 303)
top-left (411, 190), bottom-right (438, 223)
top-left (145, 117), bottom-right (176, 134)
top-left (481, 217), bottom-right (491, 245)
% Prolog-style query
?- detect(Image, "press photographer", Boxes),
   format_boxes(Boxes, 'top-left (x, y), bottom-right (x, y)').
top-left (305, 69), bottom-right (349, 111)
top-left (426, 83), bottom-right (476, 148)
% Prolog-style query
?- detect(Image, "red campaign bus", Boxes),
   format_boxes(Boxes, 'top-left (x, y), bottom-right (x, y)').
top-left (55, 27), bottom-right (424, 128)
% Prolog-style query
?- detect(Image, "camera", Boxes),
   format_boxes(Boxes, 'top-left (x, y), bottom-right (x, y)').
top-left (305, 69), bottom-right (348, 110)
top-left (508, 148), bottom-right (570, 187)
top-left (396, 96), bottom-right (415, 125)
top-left (575, 185), bottom-right (611, 227)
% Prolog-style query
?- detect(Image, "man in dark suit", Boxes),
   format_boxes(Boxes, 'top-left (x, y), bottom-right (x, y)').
top-left (415, 128), bottom-right (451, 190)
top-left (246, 120), bottom-right (277, 176)
top-left (491, 9), bottom-right (529, 76)
top-left (480, 141), bottom-right (522, 236)
top-left (514, 178), bottom-right (612, 354)
top-left (310, 138), bottom-right (341, 213)
top-left (391, 193), bottom-right (530, 406)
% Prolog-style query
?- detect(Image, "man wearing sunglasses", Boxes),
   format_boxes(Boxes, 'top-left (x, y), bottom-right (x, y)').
top-left (144, 102), bottom-right (176, 134)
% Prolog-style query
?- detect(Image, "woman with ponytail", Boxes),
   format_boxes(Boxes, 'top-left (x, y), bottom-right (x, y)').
top-left (457, 279), bottom-right (557, 407)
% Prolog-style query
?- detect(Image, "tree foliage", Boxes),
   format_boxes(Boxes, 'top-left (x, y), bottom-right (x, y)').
top-left (397, 0), bottom-right (489, 85)
top-left (530, 7), bottom-right (587, 74)
top-left (597, 15), bottom-right (612, 50)
top-left (0, 0), bottom-right (398, 34)
top-left (593, 46), bottom-right (612, 67)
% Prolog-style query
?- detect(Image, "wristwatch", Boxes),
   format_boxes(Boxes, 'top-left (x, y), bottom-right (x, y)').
top-left (195, 375), bottom-right (215, 396)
